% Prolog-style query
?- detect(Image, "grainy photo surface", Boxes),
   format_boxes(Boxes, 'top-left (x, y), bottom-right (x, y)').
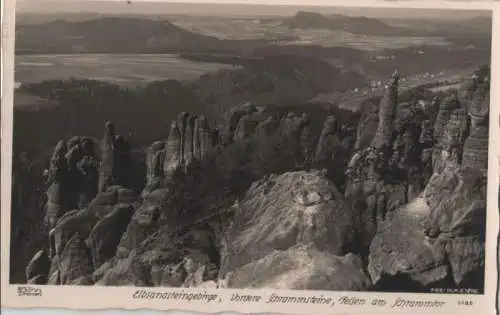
top-left (7, 0), bottom-right (493, 298)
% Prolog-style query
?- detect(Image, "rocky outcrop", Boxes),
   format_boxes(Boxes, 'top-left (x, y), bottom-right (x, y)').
top-left (432, 108), bottom-right (469, 172)
top-left (369, 166), bottom-right (486, 291)
top-left (45, 140), bottom-right (70, 229)
top-left (26, 122), bottom-right (139, 285)
top-left (254, 116), bottom-right (279, 138)
top-left (433, 94), bottom-right (461, 141)
top-left (98, 122), bottom-right (132, 192)
top-left (219, 170), bottom-right (371, 290)
top-left (370, 70), bottom-right (399, 150)
top-left (20, 66), bottom-right (489, 293)
top-left (344, 72), bottom-right (412, 232)
top-left (145, 141), bottom-right (165, 189)
top-left (25, 250), bottom-right (51, 284)
top-left (314, 115), bottom-right (339, 164)
top-left (163, 112), bottom-right (220, 179)
top-left (223, 103), bottom-right (260, 144)
top-left (44, 122), bottom-right (131, 230)
top-left (368, 70), bottom-right (489, 291)
top-left (462, 125), bottom-right (489, 173)
top-left (233, 115), bottom-right (259, 141)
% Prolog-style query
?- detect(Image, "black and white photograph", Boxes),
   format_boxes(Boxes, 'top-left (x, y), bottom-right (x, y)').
top-left (7, 0), bottom-right (493, 296)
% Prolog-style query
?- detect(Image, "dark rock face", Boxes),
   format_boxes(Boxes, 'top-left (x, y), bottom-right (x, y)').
top-left (371, 71), bottom-right (399, 150)
top-left (23, 122), bottom-right (139, 285)
top-left (367, 69), bottom-right (489, 292)
top-left (25, 250), bottom-right (51, 284)
top-left (433, 94), bottom-right (461, 141)
top-left (18, 67), bottom-right (489, 293)
top-left (462, 125), bottom-right (489, 172)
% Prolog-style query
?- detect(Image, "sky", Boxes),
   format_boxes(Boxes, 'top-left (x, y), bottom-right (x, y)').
top-left (15, 0), bottom-right (493, 19)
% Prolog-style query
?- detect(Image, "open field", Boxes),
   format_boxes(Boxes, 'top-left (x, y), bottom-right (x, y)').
top-left (15, 54), bottom-right (240, 87)
top-left (172, 18), bottom-right (452, 50)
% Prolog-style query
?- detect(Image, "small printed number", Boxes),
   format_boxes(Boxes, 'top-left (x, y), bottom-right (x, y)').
top-left (458, 300), bottom-right (473, 306)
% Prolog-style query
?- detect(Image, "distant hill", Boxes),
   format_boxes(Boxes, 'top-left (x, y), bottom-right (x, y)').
top-left (282, 11), bottom-right (412, 36)
top-left (281, 10), bottom-right (491, 47)
top-left (15, 17), bottom-right (280, 55)
top-left (15, 17), bottom-right (225, 54)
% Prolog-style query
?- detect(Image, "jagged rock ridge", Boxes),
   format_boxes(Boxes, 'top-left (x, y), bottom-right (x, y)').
top-left (23, 66), bottom-right (490, 292)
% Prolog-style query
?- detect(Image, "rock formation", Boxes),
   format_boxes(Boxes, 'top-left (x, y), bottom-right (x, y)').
top-left (370, 70), bottom-right (399, 150)
top-left (20, 66), bottom-right (489, 293)
top-left (219, 170), bottom-right (371, 290)
top-left (98, 122), bottom-right (116, 192)
top-left (45, 140), bottom-right (69, 229)
top-left (368, 69), bottom-right (489, 291)
top-left (433, 93), bottom-right (461, 141)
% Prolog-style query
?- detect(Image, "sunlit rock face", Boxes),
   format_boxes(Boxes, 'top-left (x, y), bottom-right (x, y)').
top-left (219, 170), bottom-right (371, 291)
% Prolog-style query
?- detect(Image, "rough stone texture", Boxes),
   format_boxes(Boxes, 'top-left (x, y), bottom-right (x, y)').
top-left (98, 121), bottom-right (116, 192)
top-left (226, 245), bottom-right (371, 290)
top-left (233, 115), bottom-right (259, 141)
top-left (145, 141), bottom-right (165, 187)
top-left (59, 233), bottom-right (94, 285)
top-left (52, 210), bottom-right (97, 259)
top-left (462, 125), bottom-right (489, 173)
top-left (433, 94), bottom-right (461, 141)
top-left (163, 113), bottom-right (218, 178)
top-left (116, 195), bottom-right (163, 258)
top-left (370, 71), bottom-right (399, 149)
top-left (224, 103), bottom-right (259, 144)
top-left (113, 135), bottom-right (131, 186)
top-left (354, 104), bottom-right (378, 151)
top-left (369, 152), bottom-right (487, 290)
top-left (25, 250), bottom-right (51, 283)
top-left (76, 154), bottom-right (99, 209)
top-left (164, 120), bottom-right (183, 179)
top-left (438, 109), bottom-right (469, 151)
top-left (432, 108), bottom-right (469, 172)
top-left (18, 67), bottom-right (489, 291)
top-left (219, 170), bottom-right (366, 289)
top-left (419, 120), bottom-right (434, 145)
top-left (469, 82), bottom-right (489, 127)
top-left (314, 115), bottom-right (340, 165)
top-left (45, 140), bottom-right (69, 229)
top-left (254, 116), bottom-right (278, 138)
top-left (194, 115), bottom-right (212, 160)
top-left (183, 114), bottom-right (197, 169)
top-left (368, 199), bottom-right (451, 288)
top-left (86, 204), bottom-right (135, 270)
top-left (425, 166), bottom-right (486, 238)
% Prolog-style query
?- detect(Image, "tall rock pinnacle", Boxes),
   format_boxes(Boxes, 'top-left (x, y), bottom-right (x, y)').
top-left (98, 121), bottom-right (116, 192)
top-left (164, 120), bottom-right (182, 179)
top-left (370, 70), bottom-right (399, 150)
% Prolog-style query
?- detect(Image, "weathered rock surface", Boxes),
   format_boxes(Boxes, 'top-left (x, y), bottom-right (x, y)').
top-left (369, 132), bottom-right (487, 291)
top-left (314, 115), bottom-right (340, 165)
top-left (226, 245), bottom-right (371, 290)
top-left (25, 250), bottom-right (51, 284)
top-left (20, 66), bottom-right (489, 293)
top-left (163, 112), bottom-right (219, 178)
top-left (433, 94), bottom-right (461, 141)
top-left (219, 170), bottom-right (370, 290)
top-left (370, 70), bottom-right (399, 149)
top-left (369, 166), bottom-right (486, 290)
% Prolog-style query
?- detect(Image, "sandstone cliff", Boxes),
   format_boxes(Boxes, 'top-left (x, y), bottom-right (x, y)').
top-left (19, 66), bottom-right (490, 292)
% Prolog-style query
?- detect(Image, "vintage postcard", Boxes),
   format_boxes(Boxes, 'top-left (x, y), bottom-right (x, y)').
top-left (1, 0), bottom-right (499, 314)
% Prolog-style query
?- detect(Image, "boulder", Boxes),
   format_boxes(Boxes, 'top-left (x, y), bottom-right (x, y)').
top-left (219, 170), bottom-right (362, 288)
